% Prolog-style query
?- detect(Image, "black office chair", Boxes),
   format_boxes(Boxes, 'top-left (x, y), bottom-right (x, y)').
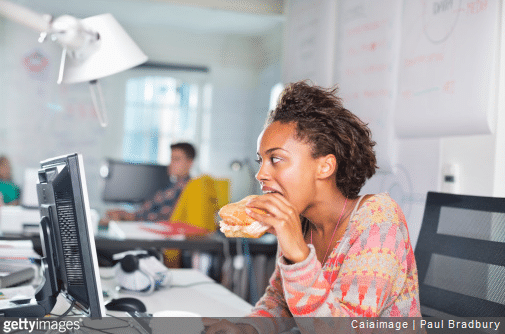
top-left (414, 191), bottom-right (505, 317)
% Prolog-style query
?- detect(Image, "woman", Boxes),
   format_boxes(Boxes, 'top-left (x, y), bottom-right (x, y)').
top-left (206, 81), bottom-right (421, 334)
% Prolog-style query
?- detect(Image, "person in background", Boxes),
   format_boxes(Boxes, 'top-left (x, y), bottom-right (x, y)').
top-left (205, 81), bottom-right (421, 334)
top-left (100, 142), bottom-right (196, 268)
top-left (101, 142), bottom-right (196, 224)
top-left (0, 156), bottom-right (20, 205)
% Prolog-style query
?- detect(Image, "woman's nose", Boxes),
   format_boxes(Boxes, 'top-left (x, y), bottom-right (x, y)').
top-left (255, 163), bottom-right (269, 182)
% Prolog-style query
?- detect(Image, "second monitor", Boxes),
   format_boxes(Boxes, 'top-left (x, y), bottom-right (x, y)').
top-left (101, 160), bottom-right (170, 204)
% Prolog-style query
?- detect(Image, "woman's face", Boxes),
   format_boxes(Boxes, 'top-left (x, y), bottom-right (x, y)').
top-left (255, 121), bottom-right (320, 215)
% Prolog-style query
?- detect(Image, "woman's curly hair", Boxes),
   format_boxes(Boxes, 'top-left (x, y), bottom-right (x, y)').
top-left (266, 81), bottom-right (378, 199)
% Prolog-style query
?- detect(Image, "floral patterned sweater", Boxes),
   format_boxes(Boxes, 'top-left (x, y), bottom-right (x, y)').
top-left (242, 193), bottom-right (422, 333)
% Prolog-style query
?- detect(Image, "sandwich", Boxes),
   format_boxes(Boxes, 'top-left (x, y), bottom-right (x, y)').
top-left (218, 195), bottom-right (270, 238)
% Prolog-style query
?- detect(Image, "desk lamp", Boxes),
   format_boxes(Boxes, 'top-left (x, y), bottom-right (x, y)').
top-left (0, 0), bottom-right (148, 127)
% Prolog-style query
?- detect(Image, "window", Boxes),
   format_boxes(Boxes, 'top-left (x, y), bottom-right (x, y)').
top-left (269, 82), bottom-right (284, 111)
top-left (122, 76), bottom-right (201, 165)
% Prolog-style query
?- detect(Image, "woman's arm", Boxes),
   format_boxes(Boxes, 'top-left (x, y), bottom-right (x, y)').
top-left (240, 250), bottom-right (297, 334)
top-left (250, 264), bottom-right (291, 317)
top-left (205, 251), bottom-right (296, 334)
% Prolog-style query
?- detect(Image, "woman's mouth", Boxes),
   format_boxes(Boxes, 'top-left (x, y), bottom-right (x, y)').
top-left (262, 186), bottom-right (281, 195)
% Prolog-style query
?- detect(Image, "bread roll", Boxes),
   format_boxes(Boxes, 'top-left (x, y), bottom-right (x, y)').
top-left (218, 195), bottom-right (269, 238)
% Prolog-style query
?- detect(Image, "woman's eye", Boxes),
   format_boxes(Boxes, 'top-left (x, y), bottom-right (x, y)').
top-left (271, 157), bottom-right (281, 164)
top-left (255, 158), bottom-right (262, 165)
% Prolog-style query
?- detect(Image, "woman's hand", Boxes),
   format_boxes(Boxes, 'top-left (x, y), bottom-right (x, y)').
top-left (245, 193), bottom-right (310, 264)
top-left (203, 318), bottom-right (258, 334)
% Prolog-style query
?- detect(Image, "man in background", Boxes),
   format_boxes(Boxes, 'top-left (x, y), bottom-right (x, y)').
top-left (0, 156), bottom-right (20, 205)
top-left (101, 142), bottom-right (196, 224)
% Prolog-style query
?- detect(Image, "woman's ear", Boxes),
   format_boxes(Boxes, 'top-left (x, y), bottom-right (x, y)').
top-left (317, 154), bottom-right (337, 179)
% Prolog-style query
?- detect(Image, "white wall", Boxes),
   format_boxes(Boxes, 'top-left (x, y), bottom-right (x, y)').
top-left (281, 0), bottom-right (505, 249)
top-left (0, 19), bottom-right (5, 149)
top-left (439, 135), bottom-right (497, 197)
top-left (0, 20), bottom-right (111, 210)
top-left (153, 0), bottom-right (284, 15)
top-left (0, 17), bottom-right (282, 213)
top-left (494, 70), bottom-right (505, 197)
top-left (437, 6), bottom-right (505, 199)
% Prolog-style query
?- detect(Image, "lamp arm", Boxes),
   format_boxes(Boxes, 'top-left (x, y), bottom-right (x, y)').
top-left (0, 1), bottom-right (96, 53)
top-left (89, 80), bottom-right (109, 127)
top-left (0, 0), bottom-right (51, 33)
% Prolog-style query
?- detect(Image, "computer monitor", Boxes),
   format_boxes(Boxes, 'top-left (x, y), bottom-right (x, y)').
top-left (101, 159), bottom-right (170, 203)
top-left (0, 153), bottom-right (105, 317)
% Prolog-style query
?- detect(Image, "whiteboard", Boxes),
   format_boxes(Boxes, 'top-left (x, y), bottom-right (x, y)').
top-left (395, 0), bottom-right (500, 138)
top-left (334, 0), bottom-right (403, 171)
top-left (282, 0), bottom-right (337, 87)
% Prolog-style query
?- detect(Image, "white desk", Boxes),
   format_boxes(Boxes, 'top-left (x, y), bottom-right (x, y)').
top-left (101, 268), bottom-right (253, 317)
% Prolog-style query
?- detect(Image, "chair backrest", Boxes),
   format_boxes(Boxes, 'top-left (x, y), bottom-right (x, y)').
top-left (414, 191), bottom-right (505, 317)
top-left (169, 174), bottom-right (220, 232)
top-left (213, 178), bottom-right (230, 209)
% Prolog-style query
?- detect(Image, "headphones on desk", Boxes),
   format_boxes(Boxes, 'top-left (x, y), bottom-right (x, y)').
top-left (113, 249), bottom-right (172, 293)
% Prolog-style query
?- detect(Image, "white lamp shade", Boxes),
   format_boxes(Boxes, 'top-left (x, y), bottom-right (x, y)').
top-left (60, 13), bottom-right (148, 83)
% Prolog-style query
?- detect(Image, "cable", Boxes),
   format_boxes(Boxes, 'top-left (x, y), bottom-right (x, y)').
top-left (105, 313), bottom-right (129, 320)
top-left (58, 299), bottom-right (77, 318)
top-left (49, 299), bottom-right (76, 318)
top-left (80, 324), bottom-right (133, 333)
top-left (170, 281), bottom-right (217, 288)
top-left (170, 281), bottom-right (216, 288)
top-left (79, 324), bottom-right (135, 334)
top-left (104, 313), bottom-right (136, 323)
top-left (81, 315), bottom-right (143, 334)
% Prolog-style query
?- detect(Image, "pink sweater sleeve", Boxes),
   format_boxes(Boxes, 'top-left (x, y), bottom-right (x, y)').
top-left (243, 252), bottom-right (296, 334)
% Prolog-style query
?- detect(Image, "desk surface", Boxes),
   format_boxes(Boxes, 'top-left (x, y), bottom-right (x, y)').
top-left (97, 233), bottom-right (277, 256)
top-left (6, 228), bottom-right (278, 259)
top-left (101, 268), bottom-right (253, 317)
top-left (2, 227), bottom-right (278, 257)
top-left (96, 223), bottom-right (278, 256)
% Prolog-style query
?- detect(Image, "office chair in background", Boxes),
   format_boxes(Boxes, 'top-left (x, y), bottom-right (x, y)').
top-left (164, 174), bottom-right (226, 270)
top-left (414, 191), bottom-right (505, 317)
top-left (170, 174), bottom-right (224, 232)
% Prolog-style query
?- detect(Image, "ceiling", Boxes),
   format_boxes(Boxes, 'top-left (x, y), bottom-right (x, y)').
top-left (9, 0), bottom-right (285, 36)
